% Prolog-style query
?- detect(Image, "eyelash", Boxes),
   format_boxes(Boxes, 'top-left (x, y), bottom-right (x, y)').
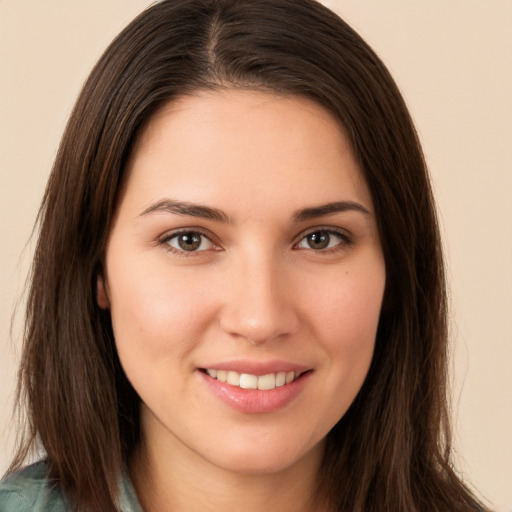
top-left (158, 227), bottom-right (353, 256)
top-left (294, 228), bottom-right (353, 253)
top-left (159, 228), bottom-right (219, 256)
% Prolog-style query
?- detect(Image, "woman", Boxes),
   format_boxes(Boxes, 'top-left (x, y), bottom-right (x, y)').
top-left (0, 0), bottom-right (489, 511)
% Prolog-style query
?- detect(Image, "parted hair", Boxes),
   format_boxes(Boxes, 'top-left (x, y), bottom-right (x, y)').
top-left (9, 0), bottom-right (487, 511)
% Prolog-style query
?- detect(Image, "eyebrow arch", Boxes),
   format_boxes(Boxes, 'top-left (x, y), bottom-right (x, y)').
top-left (293, 201), bottom-right (371, 222)
top-left (139, 199), bottom-right (231, 223)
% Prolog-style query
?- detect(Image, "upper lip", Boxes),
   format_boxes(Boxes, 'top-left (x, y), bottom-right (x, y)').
top-left (199, 359), bottom-right (311, 376)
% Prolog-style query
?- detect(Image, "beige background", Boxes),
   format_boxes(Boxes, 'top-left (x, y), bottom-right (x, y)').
top-left (1, 1), bottom-right (511, 510)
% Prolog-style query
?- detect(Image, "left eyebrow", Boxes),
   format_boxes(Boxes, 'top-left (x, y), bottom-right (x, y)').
top-left (139, 199), bottom-right (231, 223)
top-left (293, 201), bottom-right (371, 222)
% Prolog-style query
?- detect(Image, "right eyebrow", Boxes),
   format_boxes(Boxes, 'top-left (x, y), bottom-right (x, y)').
top-left (138, 199), bottom-right (231, 223)
top-left (293, 200), bottom-right (371, 222)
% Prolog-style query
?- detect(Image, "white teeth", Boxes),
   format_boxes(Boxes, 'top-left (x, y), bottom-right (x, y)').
top-left (240, 373), bottom-right (258, 389)
top-left (205, 369), bottom-right (303, 390)
top-left (257, 373), bottom-right (276, 390)
top-left (227, 371), bottom-right (240, 386)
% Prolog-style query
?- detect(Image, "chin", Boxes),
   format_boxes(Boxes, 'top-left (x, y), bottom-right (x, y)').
top-left (203, 434), bottom-right (325, 477)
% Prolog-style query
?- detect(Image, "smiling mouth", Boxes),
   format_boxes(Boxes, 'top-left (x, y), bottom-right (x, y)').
top-left (202, 369), bottom-right (307, 390)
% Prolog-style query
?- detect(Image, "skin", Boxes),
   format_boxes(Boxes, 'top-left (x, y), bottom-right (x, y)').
top-left (98, 90), bottom-right (386, 512)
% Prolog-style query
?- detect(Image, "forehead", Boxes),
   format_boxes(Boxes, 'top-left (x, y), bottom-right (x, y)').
top-left (122, 89), bottom-right (372, 218)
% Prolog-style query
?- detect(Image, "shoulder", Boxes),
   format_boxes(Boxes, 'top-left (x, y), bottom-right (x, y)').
top-left (0, 462), bottom-right (69, 512)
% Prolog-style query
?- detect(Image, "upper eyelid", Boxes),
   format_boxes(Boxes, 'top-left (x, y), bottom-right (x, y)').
top-left (294, 226), bottom-right (352, 242)
top-left (159, 227), bottom-right (217, 243)
top-left (292, 227), bottom-right (354, 253)
top-left (159, 229), bottom-right (221, 256)
top-left (158, 228), bottom-right (217, 254)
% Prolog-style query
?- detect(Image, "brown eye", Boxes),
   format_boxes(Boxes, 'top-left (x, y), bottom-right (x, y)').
top-left (306, 232), bottom-right (330, 250)
top-left (166, 232), bottom-right (213, 252)
top-left (297, 230), bottom-right (348, 251)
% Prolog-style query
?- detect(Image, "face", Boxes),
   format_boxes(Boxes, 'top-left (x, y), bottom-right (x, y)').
top-left (99, 90), bottom-right (385, 477)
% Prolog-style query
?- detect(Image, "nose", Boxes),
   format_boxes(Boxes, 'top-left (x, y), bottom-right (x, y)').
top-left (218, 253), bottom-right (299, 345)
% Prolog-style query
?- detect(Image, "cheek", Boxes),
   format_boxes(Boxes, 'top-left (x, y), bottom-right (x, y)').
top-left (303, 260), bottom-right (385, 392)
top-left (106, 254), bottom-right (217, 367)
top-left (308, 265), bottom-right (385, 346)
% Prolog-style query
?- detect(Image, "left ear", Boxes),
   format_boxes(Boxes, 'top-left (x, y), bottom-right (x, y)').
top-left (96, 273), bottom-right (110, 309)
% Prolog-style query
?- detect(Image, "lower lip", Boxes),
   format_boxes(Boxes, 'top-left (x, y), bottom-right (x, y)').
top-left (199, 371), bottom-right (311, 414)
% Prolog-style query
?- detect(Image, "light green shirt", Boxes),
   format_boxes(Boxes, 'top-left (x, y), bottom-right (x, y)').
top-left (0, 461), bottom-right (143, 511)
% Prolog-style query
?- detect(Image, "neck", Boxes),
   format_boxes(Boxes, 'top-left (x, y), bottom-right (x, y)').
top-left (130, 434), bottom-right (327, 512)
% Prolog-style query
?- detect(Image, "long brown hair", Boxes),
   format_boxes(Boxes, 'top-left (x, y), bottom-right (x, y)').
top-left (9, 0), bottom-right (487, 510)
